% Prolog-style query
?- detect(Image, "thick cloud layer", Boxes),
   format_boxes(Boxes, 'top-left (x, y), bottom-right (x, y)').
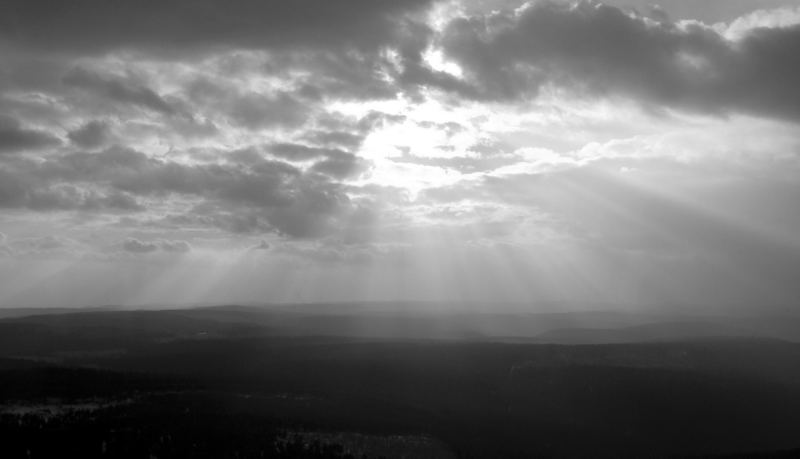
top-left (440, 1), bottom-right (800, 120)
top-left (0, 0), bottom-right (435, 54)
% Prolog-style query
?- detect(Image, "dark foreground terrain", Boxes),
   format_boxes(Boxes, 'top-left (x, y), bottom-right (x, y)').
top-left (1, 305), bottom-right (800, 458)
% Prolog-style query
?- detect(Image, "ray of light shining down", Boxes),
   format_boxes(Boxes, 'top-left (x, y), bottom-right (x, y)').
top-left (1, 0), bottom-right (800, 312)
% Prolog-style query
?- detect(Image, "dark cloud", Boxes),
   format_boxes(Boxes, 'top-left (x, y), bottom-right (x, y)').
top-left (0, 165), bottom-right (144, 211)
top-left (122, 237), bottom-right (159, 253)
top-left (265, 142), bottom-right (368, 179)
top-left (251, 239), bottom-right (271, 250)
top-left (159, 239), bottom-right (192, 253)
top-left (303, 130), bottom-right (365, 149)
top-left (0, 0), bottom-right (435, 55)
top-left (268, 143), bottom-right (342, 161)
top-left (68, 120), bottom-right (111, 149)
top-left (161, 196), bottom-right (348, 238)
top-left (0, 115), bottom-right (61, 154)
top-left (439, 1), bottom-right (800, 120)
top-left (121, 238), bottom-right (192, 254)
top-left (1, 2), bottom-right (438, 126)
top-left (288, 51), bottom-right (402, 101)
top-left (9, 235), bottom-right (85, 257)
top-left (268, 185), bottom-right (352, 238)
top-left (182, 77), bottom-right (315, 131)
top-left (74, 148), bottom-right (299, 206)
top-left (228, 92), bottom-right (309, 130)
top-left (180, 60), bottom-right (388, 134)
top-left (309, 152), bottom-right (368, 179)
top-left (24, 236), bottom-right (70, 250)
top-left (0, 145), bottom-right (360, 238)
top-left (63, 68), bottom-right (178, 116)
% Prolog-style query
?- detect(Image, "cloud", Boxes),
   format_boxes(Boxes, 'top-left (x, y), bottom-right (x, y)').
top-left (0, 2), bottom-right (437, 122)
top-left (121, 237), bottom-right (195, 255)
top-left (309, 152), bottom-right (368, 179)
top-left (266, 143), bottom-right (368, 179)
top-left (251, 239), bottom-right (271, 250)
top-left (0, 0), bottom-right (436, 55)
top-left (160, 239), bottom-right (192, 253)
top-left (228, 93), bottom-right (309, 130)
top-left (0, 115), bottom-right (61, 154)
top-left (8, 235), bottom-right (86, 257)
top-left (63, 68), bottom-right (178, 116)
top-left (268, 143), bottom-right (344, 161)
top-left (68, 120), bottom-right (112, 149)
top-left (438, 1), bottom-right (800, 121)
top-left (303, 130), bottom-right (365, 149)
top-left (0, 145), bottom-right (361, 238)
top-left (122, 237), bottom-right (158, 253)
top-left (0, 165), bottom-right (145, 212)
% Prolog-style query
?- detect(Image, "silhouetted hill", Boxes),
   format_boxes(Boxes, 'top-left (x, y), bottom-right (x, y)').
top-left (2, 306), bottom-right (800, 457)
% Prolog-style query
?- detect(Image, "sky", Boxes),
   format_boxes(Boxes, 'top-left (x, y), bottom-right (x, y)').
top-left (1, 0), bottom-right (800, 310)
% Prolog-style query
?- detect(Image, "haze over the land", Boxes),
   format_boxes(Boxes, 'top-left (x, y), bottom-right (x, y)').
top-left (2, 0), bottom-right (800, 310)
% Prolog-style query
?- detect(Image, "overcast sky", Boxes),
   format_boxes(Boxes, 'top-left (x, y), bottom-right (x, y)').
top-left (1, 0), bottom-right (800, 310)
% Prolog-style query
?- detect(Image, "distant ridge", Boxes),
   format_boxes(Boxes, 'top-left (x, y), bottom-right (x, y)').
top-left (1, 305), bottom-right (799, 343)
